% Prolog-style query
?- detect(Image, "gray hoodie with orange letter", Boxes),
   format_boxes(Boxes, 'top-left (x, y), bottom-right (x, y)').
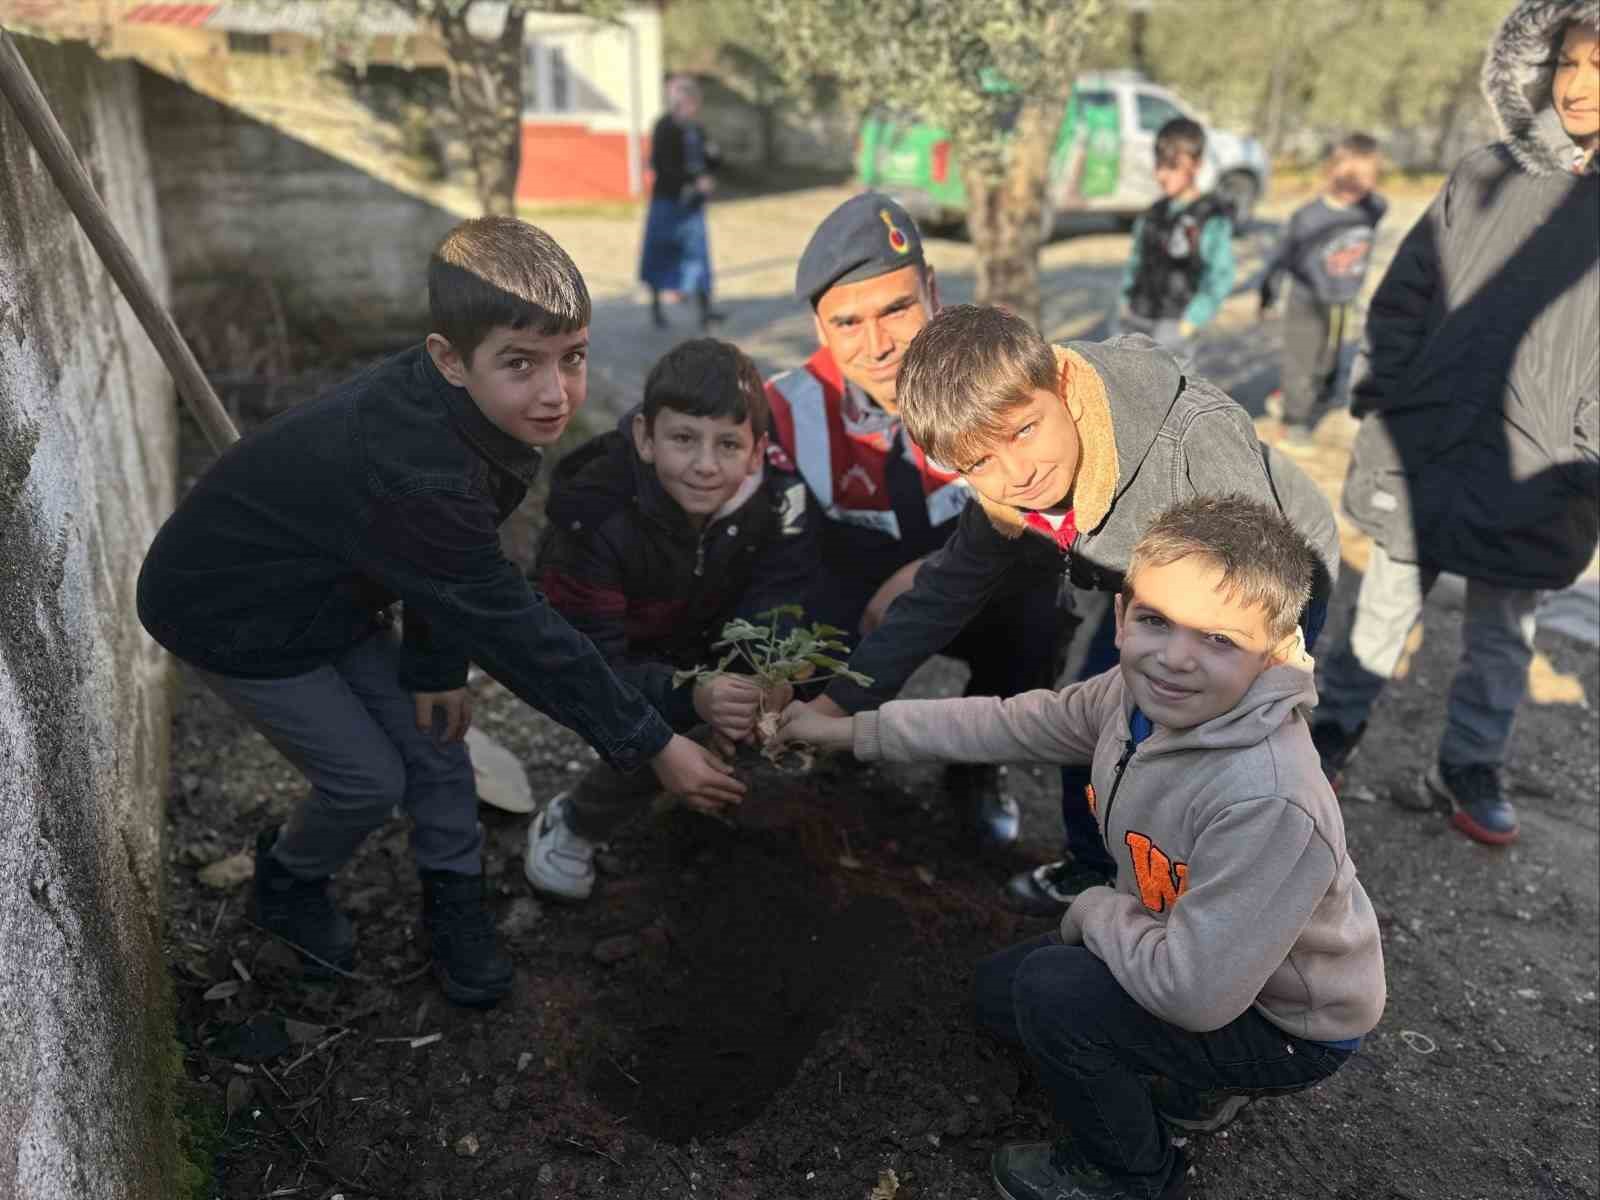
top-left (854, 656), bottom-right (1385, 1043)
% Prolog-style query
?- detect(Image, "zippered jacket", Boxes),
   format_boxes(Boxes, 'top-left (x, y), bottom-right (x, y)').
top-left (536, 409), bottom-right (818, 729)
top-left (826, 337), bottom-right (1341, 713)
top-left (854, 656), bottom-right (1386, 1042)
top-left (137, 345), bottom-right (675, 774)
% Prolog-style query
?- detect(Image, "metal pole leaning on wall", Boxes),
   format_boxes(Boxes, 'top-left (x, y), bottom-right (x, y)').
top-left (0, 28), bottom-right (240, 451)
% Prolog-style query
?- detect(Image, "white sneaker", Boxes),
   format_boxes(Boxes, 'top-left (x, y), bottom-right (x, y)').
top-left (523, 794), bottom-right (596, 900)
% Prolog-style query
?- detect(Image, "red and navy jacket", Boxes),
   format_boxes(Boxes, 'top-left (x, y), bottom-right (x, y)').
top-left (764, 348), bottom-right (970, 581)
top-left (535, 411), bottom-right (818, 731)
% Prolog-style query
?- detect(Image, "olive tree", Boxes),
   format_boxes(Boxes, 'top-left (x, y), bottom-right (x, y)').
top-left (760, 0), bottom-right (1105, 327)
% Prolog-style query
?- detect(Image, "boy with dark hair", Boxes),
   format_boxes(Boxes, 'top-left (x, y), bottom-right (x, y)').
top-left (1119, 117), bottom-right (1235, 360)
top-left (1260, 133), bottom-right (1388, 450)
top-left (778, 495), bottom-right (1385, 1200)
top-left (137, 217), bottom-right (742, 1007)
top-left (1311, 1), bottom-right (1599, 844)
top-left (525, 337), bottom-right (817, 900)
top-left (791, 305), bottom-right (1342, 917)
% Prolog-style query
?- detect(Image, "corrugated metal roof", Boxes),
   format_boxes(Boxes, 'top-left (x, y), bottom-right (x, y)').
top-left (201, 0), bottom-right (419, 36)
top-left (123, 2), bottom-right (219, 25)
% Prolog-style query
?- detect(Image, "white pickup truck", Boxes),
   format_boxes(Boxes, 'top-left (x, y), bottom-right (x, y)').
top-left (857, 70), bottom-right (1272, 235)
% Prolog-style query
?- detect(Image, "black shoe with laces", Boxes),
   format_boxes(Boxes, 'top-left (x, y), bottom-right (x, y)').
top-left (1004, 857), bottom-right (1115, 916)
top-left (1309, 720), bottom-right (1365, 792)
top-left (992, 1139), bottom-right (1186, 1200)
top-left (1427, 761), bottom-right (1519, 845)
top-left (252, 827), bottom-right (354, 978)
top-left (945, 763), bottom-right (1021, 849)
top-left (1148, 1077), bottom-right (1255, 1134)
top-left (420, 869), bottom-right (514, 1007)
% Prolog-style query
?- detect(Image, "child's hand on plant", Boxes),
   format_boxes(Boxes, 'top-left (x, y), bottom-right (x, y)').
top-left (651, 733), bottom-right (746, 813)
top-left (772, 699), bottom-right (854, 754)
top-left (693, 673), bottom-right (766, 742)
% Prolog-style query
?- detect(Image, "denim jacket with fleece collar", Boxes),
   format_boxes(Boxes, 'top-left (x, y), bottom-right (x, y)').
top-left (136, 344), bottom-right (674, 773)
top-left (825, 335), bottom-right (1341, 713)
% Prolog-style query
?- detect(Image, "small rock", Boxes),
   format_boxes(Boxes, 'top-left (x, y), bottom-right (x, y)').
top-left (517, 1051), bottom-right (534, 1072)
top-left (565, 759), bottom-right (583, 773)
top-left (197, 852), bottom-right (254, 890)
top-left (454, 1132), bottom-right (480, 1158)
top-left (491, 1083), bottom-right (515, 1112)
top-left (537, 1163), bottom-right (555, 1184)
top-left (498, 896), bottom-right (543, 937)
top-left (1343, 785), bottom-right (1378, 804)
top-left (592, 934), bottom-right (641, 964)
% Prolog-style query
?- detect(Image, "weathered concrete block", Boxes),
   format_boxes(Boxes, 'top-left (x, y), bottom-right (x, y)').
top-left (0, 36), bottom-right (182, 1199)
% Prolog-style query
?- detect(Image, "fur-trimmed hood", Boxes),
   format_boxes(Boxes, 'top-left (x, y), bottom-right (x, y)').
top-left (1482, 0), bottom-right (1600, 174)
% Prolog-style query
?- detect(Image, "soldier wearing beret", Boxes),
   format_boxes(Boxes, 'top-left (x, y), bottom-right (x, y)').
top-left (764, 193), bottom-right (1060, 849)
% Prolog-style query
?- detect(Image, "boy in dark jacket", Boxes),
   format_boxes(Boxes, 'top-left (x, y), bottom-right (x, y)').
top-left (778, 496), bottom-right (1384, 1200)
top-left (792, 305), bottom-right (1341, 915)
top-left (1312, 1), bottom-right (1599, 845)
top-left (1119, 117), bottom-right (1236, 362)
top-left (137, 218), bottom-right (742, 1007)
top-left (525, 338), bottom-right (817, 901)
top-left (1259, 134), bottom-right (1388, 450)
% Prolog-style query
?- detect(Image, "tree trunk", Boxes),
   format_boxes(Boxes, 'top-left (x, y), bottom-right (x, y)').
top-left (438, 5), bottom-right (527, 216)
top-left (959, 95), bottom-right (1064, 330)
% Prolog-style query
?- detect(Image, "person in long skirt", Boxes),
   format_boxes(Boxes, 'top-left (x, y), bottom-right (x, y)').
top-left (640, 76), bottom-right (724, 330)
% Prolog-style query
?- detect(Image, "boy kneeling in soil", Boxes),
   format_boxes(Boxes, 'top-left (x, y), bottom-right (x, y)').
top-left (138, 217), bottom-right (742, 1008)
top-left (793, 304), bottom-right (1341, 919)
top-left (525, 337), bottom-right (817, 901)
top-left (778, 496), bottom-right (1386, 1200)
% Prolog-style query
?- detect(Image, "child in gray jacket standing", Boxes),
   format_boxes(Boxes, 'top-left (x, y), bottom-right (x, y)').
top-left (778, 496), bottom-right (1386, 1200)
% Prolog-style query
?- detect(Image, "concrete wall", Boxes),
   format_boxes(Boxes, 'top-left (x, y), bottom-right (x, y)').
top-left (0, 36), bottom-right (182, 1200)
top-left (138, 66), bottom-right (458, 357)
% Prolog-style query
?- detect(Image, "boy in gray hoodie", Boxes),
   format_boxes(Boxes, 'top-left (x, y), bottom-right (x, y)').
top-left (778, 495), bottom-right (1385, 1200)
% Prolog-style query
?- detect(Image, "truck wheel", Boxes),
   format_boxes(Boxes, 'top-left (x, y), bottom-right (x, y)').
top-left (1217, 171), bottom-right (1259, 231)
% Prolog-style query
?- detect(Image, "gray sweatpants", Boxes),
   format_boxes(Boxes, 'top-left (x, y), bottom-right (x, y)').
top-left (1316, 542), bottom-right (1541, 767)
top-left (196, 629), bottom-right (483, 878)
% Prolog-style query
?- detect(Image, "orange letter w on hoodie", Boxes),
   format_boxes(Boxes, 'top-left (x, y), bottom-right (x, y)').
top-left (1125, 831), bottom-right (1189, 913)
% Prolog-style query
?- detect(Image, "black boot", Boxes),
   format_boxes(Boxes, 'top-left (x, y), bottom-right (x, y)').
top-left (419, 869), bottom-right (513, 1007)
top-left (946, 763), bottom-right (1021, 849)
top-left (252, 827), bottom-right (354, 977)
top-left (696, 289), bottom-right (726, 330)
top-left (650, 289), bottom-right (668, 329)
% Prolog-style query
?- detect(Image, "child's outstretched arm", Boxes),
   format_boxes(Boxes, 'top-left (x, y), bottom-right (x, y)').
top-left (772, 700), bottom-right (854, 754)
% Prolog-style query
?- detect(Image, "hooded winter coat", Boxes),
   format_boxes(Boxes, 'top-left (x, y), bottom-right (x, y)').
top-left (1341, 0), bottom-right (1600, 589)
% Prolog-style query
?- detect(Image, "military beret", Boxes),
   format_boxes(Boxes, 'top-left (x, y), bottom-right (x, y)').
top-left (795, 192), bottom-right (926, 306)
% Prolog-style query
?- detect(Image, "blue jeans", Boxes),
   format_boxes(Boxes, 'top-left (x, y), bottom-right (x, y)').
top-left (1060, 596), bottom-right (1328, 873)
top-left (975, 935), bottom-right (1351, 1197)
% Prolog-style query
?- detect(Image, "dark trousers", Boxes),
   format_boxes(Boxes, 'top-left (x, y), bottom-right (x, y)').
top-left (1058, 597), bottom-right (1328, 872)
top-left (1280, 287), bottom-right (1346, 428)
top-left (975, 935), bottom-right (1351, 1197)
top-left (195, 629), bottom-right (482, 878)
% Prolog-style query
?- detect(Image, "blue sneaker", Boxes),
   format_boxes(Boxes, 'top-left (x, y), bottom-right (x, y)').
top-left (1427, 762), bottom-right (1519, 845)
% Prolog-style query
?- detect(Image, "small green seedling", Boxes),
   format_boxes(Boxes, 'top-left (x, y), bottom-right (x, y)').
top-left (673, 605), bottom-right (872, 770)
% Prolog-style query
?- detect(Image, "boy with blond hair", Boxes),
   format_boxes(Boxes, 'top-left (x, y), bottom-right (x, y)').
top-left (779, 496), bottom-right (1386, 1200)
top-left (1259, 133), bottom-right (1388, 449)
top-left (793, 305), bottom-right (1341, 916)
top-left (138, 217), bottom-right (742, 1007)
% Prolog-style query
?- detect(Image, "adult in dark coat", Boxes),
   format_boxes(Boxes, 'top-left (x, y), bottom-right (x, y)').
top-left (1313, 0), bottom-right (1599, 845)
top-left (639, 75), bottom-right (724, 330)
